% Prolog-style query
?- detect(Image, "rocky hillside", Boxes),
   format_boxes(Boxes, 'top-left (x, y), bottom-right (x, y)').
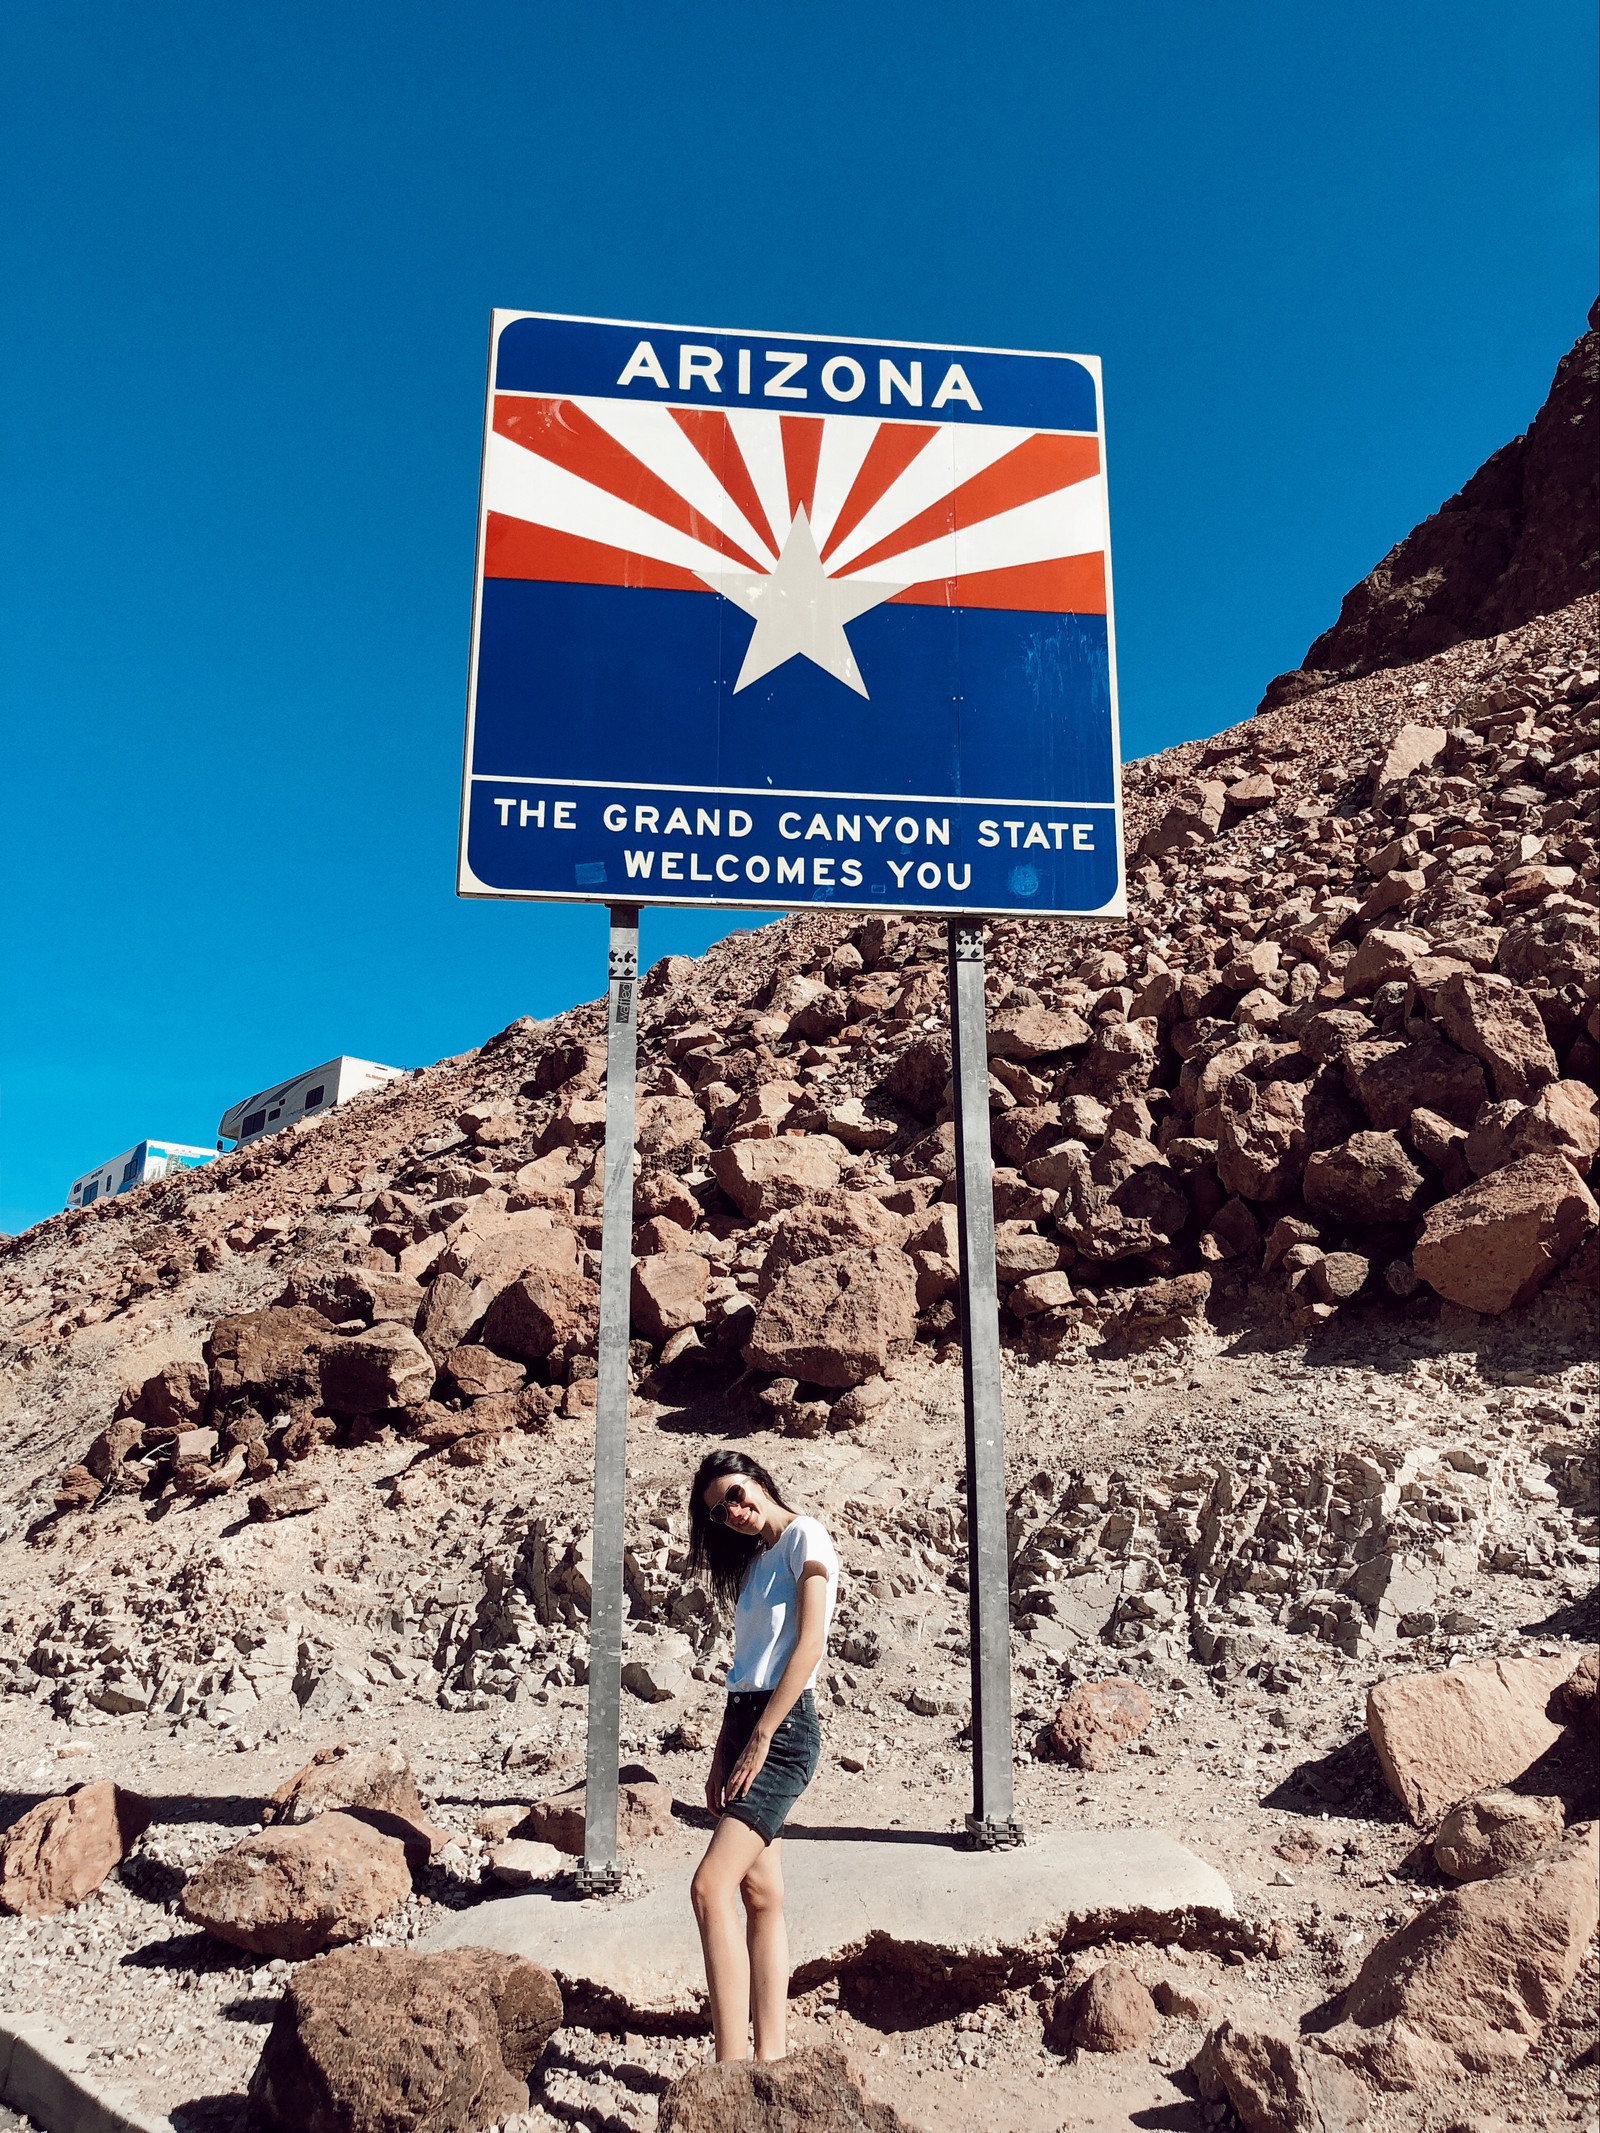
top-left (4, 594), bottom-right (1595, 1540)
top-left (0, 593), bottom-right (1595, 2133)
top-left (1261, 301), bottom-right (1598, 710)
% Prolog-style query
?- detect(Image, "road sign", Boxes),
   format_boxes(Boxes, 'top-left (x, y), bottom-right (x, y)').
top-left (459, 313), bottom-right (1124, 918)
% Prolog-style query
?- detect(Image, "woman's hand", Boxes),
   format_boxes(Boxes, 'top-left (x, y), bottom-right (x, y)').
top-left (722, 1728), bottom-right (771, 1803)
top-left (704, 1754), bottom-right (726, 1814)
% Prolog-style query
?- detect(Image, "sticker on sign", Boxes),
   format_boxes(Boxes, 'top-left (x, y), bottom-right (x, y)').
top-left (458, 312), bottom-right (1125, 917)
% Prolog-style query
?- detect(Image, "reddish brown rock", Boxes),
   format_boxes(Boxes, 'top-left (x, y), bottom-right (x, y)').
top-left (1059, 1963), bottom-right (1159, 2053)
top-left (415, 1271), bottom-right (488, 1361)
top-left (248, 1473), bottom-right (328, 1521)
top-left (1345, 1037), bottom-right (1487, 1131)
top-left (181, 1811), bottom-right (412, 1958)
top-left (441, 1344), bottom-right (525, 1399)
top-left (986, 1002), bottom-right (1092, 1058)
top-left (1192, 2021), bottom-right (1369, 2133)
top-left (1434, 971), bottom-right (1560, 1102)
top-left (318, 1322), bottom-right (436, 1413)
top-left (631, 1251), bottom-right (710, 1342)
top-left (1433, 1791), bottom-right (1566, 1881)
top-left (520, 1769), bottom-right (673, 1857)
top-left (1323, 1823), bottom-right (1599, 2087)
top-left (1413, 1153), bottom-right (1597, 1313)
top-left (657, 2046), bottom-right (912, 2131)
top-left (248, 1944), bottom-right (562, 2133)
top-left (1041, 1678), bottom-right (1153, 1769)
top-left (126, 1357), bottom-right (210, 1430)
top-left (262, 1743), bottom-right (444, 1864)
top-left (744, 1244), bottom-right (918, 1390)
top-left (635, 1094), bottom-right (706, 1160)
top-left (757, 1191), bottom-right (908, 1296)
top-left (883, 1034), bottom-right (950, 1119)
top-left (0, 1781), bottom-right (152, 1918)
top-left (1141, 780), bottom-right (1226, 857)
top-left (1367, 1653), bottom-right (1575, 1822)
top-left (1304, 1132), bottom-right (1425, 1225)
top-left (1341, 930), bottom-right (1430, 998)
top-left (481, 1265), bottom-right (590, 1363)
top-left (710, 1135), bottom-right (844, 1219)
top-left (85, 1414), bottom-right (145, 1479)
top-left (207, 1307), bottom-right (331, 1403)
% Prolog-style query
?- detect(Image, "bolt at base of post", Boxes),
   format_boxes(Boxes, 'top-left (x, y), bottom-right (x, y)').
top-left (963, 1814), bottom-right (1025, 1851)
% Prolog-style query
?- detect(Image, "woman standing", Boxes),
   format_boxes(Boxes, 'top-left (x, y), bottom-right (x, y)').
top-left (686, 1449), bottom-right (839, 2063)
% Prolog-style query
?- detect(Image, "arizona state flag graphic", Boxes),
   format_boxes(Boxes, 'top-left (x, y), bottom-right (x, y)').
top-left (460, 315), bottom-right (1124, 916)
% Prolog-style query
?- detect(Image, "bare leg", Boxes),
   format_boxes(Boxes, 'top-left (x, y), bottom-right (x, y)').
top-left (741, 1838), bottom-right (789, 2061)
top-left (691, 1817), bottom-right (770, 2061)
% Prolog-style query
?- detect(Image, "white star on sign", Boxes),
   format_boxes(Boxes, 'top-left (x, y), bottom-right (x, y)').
top-left (701, 510), bottom-right (904, 698)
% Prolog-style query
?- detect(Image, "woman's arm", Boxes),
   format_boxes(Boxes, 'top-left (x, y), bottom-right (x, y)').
top-left (722, 1567), bottom-right (828, 1803)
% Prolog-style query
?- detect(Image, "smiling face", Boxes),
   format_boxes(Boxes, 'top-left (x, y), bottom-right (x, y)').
top-left (702, 1472), bottom-right (770, 1540)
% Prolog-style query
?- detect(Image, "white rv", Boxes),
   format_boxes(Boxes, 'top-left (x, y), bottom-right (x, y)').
top-left (67, 1139), bottom-right (215, 1210)
top-left (217, 1056), bottom-right (406, 1149)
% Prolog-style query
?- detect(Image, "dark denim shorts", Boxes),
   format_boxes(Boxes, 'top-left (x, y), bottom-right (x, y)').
top-left (719, 1689), bottom-right (821, 1844)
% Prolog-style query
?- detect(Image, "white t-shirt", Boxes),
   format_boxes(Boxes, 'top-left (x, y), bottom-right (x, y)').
top-left (725, 1515), bottom-right (839, 1693)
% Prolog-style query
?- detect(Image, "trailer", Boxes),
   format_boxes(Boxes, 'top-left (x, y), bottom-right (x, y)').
top-left (217, 1056), bottom-right (406, 1148)
top-left (67, 1140), bottom-right (215, 1210)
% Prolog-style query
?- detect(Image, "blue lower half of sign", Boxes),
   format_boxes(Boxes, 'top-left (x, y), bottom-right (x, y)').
top-left (460, 782), bottom-right (1122, 914)
top-left (471, 580), bottom-right (1115, 805)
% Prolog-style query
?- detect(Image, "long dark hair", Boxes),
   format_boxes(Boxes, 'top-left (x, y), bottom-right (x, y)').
top-left (687, 1449), bottom-right (791, 1606)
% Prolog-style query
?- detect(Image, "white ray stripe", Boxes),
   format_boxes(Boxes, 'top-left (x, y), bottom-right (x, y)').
top-left (822, 422), bottom-right (1034, 575)
top-left (835, 475), bottom-right (1106, 587)
top-left (807, 413), bottom-right (883, 554)
top-left (722, 409), bottom-right (792, 557)
top-left (571, 396), bottom-right (779, 566)
top-left (485, 430), bottom-right (735, 579)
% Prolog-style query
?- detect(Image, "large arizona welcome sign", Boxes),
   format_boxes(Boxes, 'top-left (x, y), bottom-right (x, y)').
top-left (458, 313), bottom-right (1124, 916)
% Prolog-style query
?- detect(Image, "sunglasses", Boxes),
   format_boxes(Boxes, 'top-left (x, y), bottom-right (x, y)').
top-left (709, 1483), bottom-right (754, 1526)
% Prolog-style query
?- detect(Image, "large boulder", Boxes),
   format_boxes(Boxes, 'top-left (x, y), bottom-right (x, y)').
top-left (657, 2046), bottom-right (912, 2131)
top-left (757, 1191), bottom-right (908, 1297)
top-left (126, 1358), bottom-right (210, 1430)
top-left (1322, 1822), bottom-right (1600, 2088)
top-left (1192, 2021), bottom-right (1369, 2133)
top-left (1434, 971), bottom-right (1561, 1102)
top-left (434, 1204), bottom-right (580, 1290)
top-left (318, 1323), bottom-right (436, 1413)
top-left (1366, 1653), bottom-right (1575, 1822)
top-left (0, 1781), bottom-right (151, 1918)
top-left (181, 1811), bottom-right (412, 1958)
top-left (1303, 1132), bottom-right (1425, 1225)
top-left (1433, 1791), bottom-right (1566, 1881)
top-left (631, 1252), bottom-right (710, 1342)
top-left (710, 1136), bottom-right (844, 1219)
top-left (1058, 1963), bottom-right (1159, 2053)
top-left (986, 1002), bottom-right (1092, 1058)
top-left (261, 1744), bottom-right (444, 1865)
top-left (1412, 1153), bottom-right (1597, 1313)
top-left (247, 1944), bottom-right (562, 2133)
top-left (744, 1245), bottom-right (918, 1390)
top-left (1344, 1037), bottom-right (1487, 1131)
top-left (635, 1094), bottom-right (706, 1160)
top-left (1140, 780), bottom-right (1226, 858)
top-left (207, 1307), bottom-right (331, 1404)
top-left (282, 1266), bottom-right (427, 1327)
top-left (519, 1766), bottom-right (674, 1856)
top-left (882, 1034), bottom-right (950, 1119)
top-left (481, 1266), bottom-right (591, 1363)
top-left (1041, 1679), bottom-right (1153, 1769)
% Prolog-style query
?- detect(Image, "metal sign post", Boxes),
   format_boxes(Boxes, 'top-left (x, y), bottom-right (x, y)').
top-left (948, 921), bottom-right (1022, 1848)
top-left (576, 904), bottom-right (639, 1895)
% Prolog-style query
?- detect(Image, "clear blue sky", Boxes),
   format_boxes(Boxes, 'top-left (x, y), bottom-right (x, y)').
top-left (2, 1), bottom-right (1595, 1234)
